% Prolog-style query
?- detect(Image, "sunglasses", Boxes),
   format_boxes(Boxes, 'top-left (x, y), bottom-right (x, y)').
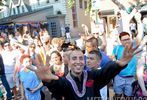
top-left (93, 33), bottom-right (99, 35)
top-left (121, 38), bottom-right (130, 41)
top-left (4, 44), bottom-right (10, 47)
top-left (30, 46), bottom-right (35, 48)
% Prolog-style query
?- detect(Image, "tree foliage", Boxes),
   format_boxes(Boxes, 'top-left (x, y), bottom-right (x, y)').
top-left (67, 0), bottom-right (75, 8)
top-left (67, 0), bottom-right (92, 13)
top-left (67, 0), bottom-right (147, 14)
top-left (0, 0), bottom-right (4, 6)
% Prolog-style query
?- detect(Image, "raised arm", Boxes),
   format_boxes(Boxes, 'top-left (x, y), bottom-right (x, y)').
top-left (137, 56), bottom-right (147, 96)
top-left (112, 0), bottom-right (126, 10)
top-left (27, 65), bottom-right (59, 82)
top-left (116, 43), bottom-right (140, 67)
top-left (134, 11), bottom-right (144, 46)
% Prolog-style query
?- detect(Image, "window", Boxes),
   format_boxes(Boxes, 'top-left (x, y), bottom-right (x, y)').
top-left (84, 1), bottom-right (87, 9)
top-left (37, 0), bottom-right (40, 5)
top-left (13, 8), bottom-right (16, 15)
top-left (17, 6), bottom-right (20, 14)
top-left (22, 6), bottom-right (25, 12)
top-left (46, 0), bottom-right (50, 3)
top-left (73, 20), bottom-right (78, 27)
top-left (72, 7), bottom-right (78, 27)
top-left (55, 0), bottom-right (58, 2)
top-left (51, 22), bottom-right (57, 36)
top-left (79, 0), bottom-right (83, 8)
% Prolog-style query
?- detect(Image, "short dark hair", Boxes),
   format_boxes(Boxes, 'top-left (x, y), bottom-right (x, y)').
top-left (119, 32), bottom-right (130, 40)
top-left (50, 50), bottom-right (62, 61)
top-left (89, 50), bottom-right (102, 60)
top-left (86, 37), bottom-right (98, 47)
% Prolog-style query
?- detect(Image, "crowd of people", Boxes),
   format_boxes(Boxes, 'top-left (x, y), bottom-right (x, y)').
top-left (0, 3), bottom-right (147, 100)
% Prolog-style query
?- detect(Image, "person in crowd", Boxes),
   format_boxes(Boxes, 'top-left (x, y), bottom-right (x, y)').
top-left (133, 36), bottom-right (147, 97)
top-left (13, 45), bottom-right (26, 100)
top-left (112, 31), bottom-right (143, 98)
top-left (129, 19), bottom-right (137, 38)
top-left (19, 54), bottom-right (43, 100)
top-left (50, 38), bottom-right (64, 53)
top-left (75, 33), bottom-right (86, 51)
top-left (0, 54), bottom-right (12, 100)
top-left (22, 31), bottom-right (32, 45)
top-left (113, 0), bottom-right (138, 34)
top-left (96, 11), bottom-right (107, 36)
top-left (27, 42), bottom-right (40, 67)
top-left (27, 43), bottom-right (140, 100)
top-left (39, 33), bottom-right (51, 52)
top-left (50, 50), bottom-right (68, 77)
top-left (86, 50), bottom-right (108, 100)
top-left (35, 38), bottom-right (47, 66)
top-left (49, 50), bottom-right (69, 100)
top-left (1, 41), bottom-right (18, 100)
top-left (65, 24), bottom-right (71, 43)
top-left (85, 37), bottom-right (110, 68)
top-left (0, 84), bottom-right (4, 100)
top-left (81, 24), bottom-right (89, 36)
top-left (142, 15), bottom-right (147, 36)
top-left (92, 28), bottom-right (107, 52)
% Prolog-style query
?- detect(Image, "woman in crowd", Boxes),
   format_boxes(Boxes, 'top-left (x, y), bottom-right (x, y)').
top-left (50, 50), bottom-right (68, 77)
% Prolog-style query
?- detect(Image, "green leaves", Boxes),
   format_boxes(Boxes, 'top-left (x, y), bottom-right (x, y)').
top-left (67, 0), bottom-right (75, 8)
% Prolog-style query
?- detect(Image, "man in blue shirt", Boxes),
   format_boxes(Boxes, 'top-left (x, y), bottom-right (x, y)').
top-left (112, 31), bottom-right (142, 97)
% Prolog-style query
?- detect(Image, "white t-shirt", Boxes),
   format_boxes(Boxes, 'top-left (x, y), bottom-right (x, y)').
top-left (1, 50), bottom-right (17, 74)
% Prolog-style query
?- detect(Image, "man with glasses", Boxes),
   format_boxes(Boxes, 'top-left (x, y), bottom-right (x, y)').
top-left (112, 31), bottom-right (142, 98)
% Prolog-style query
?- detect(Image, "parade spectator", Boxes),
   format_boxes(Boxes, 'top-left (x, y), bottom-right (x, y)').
top-left (19, 54), bottom-right (43, 100)
top-left (132, 36), bottom-right (147, 98)
top-left (86, 50), bottom-right (108, 100)
top-left (96, 11), bottom-right (107, 36)
top-left (50, 50), bottom-right (68, 77)
top-left (35, 39), bottom-right (47, 66)
top-left (1, 41), bottom-right (18, 100)
top-left (92, 28), bottom-right (107, 52)
top-left (49, 50), bottom-right (69, 100)
top-left (112, 31), bottom-right (143, 98)
top-left (0, 84), bottom-right (4, 100)
top-left (85, 37), bottom-right (110, 68)
top-left (65, 24), bottom-right (71, 43)
top-left (75, 33), bottom-right (86, 51)
top-left (129, 19), bottom-right (137, 38)
top-left (28, 42), bottom-right (40, 67)
top-left (0, 54), bottom-right (12, 100)
top-left (27, 43), bottom-right (140, 100)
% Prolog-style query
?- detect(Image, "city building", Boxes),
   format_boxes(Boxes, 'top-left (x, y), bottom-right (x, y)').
top-left (0, 0), bottom-right (90, 37)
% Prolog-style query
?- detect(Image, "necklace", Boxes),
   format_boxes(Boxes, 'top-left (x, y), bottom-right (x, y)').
top-left (66, 70), bottom-right (87, 97)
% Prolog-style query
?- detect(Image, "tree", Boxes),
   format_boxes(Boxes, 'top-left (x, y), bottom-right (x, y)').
top-left (67, 0), bottom-right (147, 13)
top-left (0, 0), bottom-right (4, 6)
top-left (67, 0), bottom-right (91, 14)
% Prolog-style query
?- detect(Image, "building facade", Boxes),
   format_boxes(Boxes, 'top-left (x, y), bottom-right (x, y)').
top-left (0, 0), bottom-right (90, 37)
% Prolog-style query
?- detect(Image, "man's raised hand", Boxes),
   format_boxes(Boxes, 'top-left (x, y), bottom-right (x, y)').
top-left (27, 65), bottom-right (59, 81)
top-left (117, 43), bottom-right (142, 67)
